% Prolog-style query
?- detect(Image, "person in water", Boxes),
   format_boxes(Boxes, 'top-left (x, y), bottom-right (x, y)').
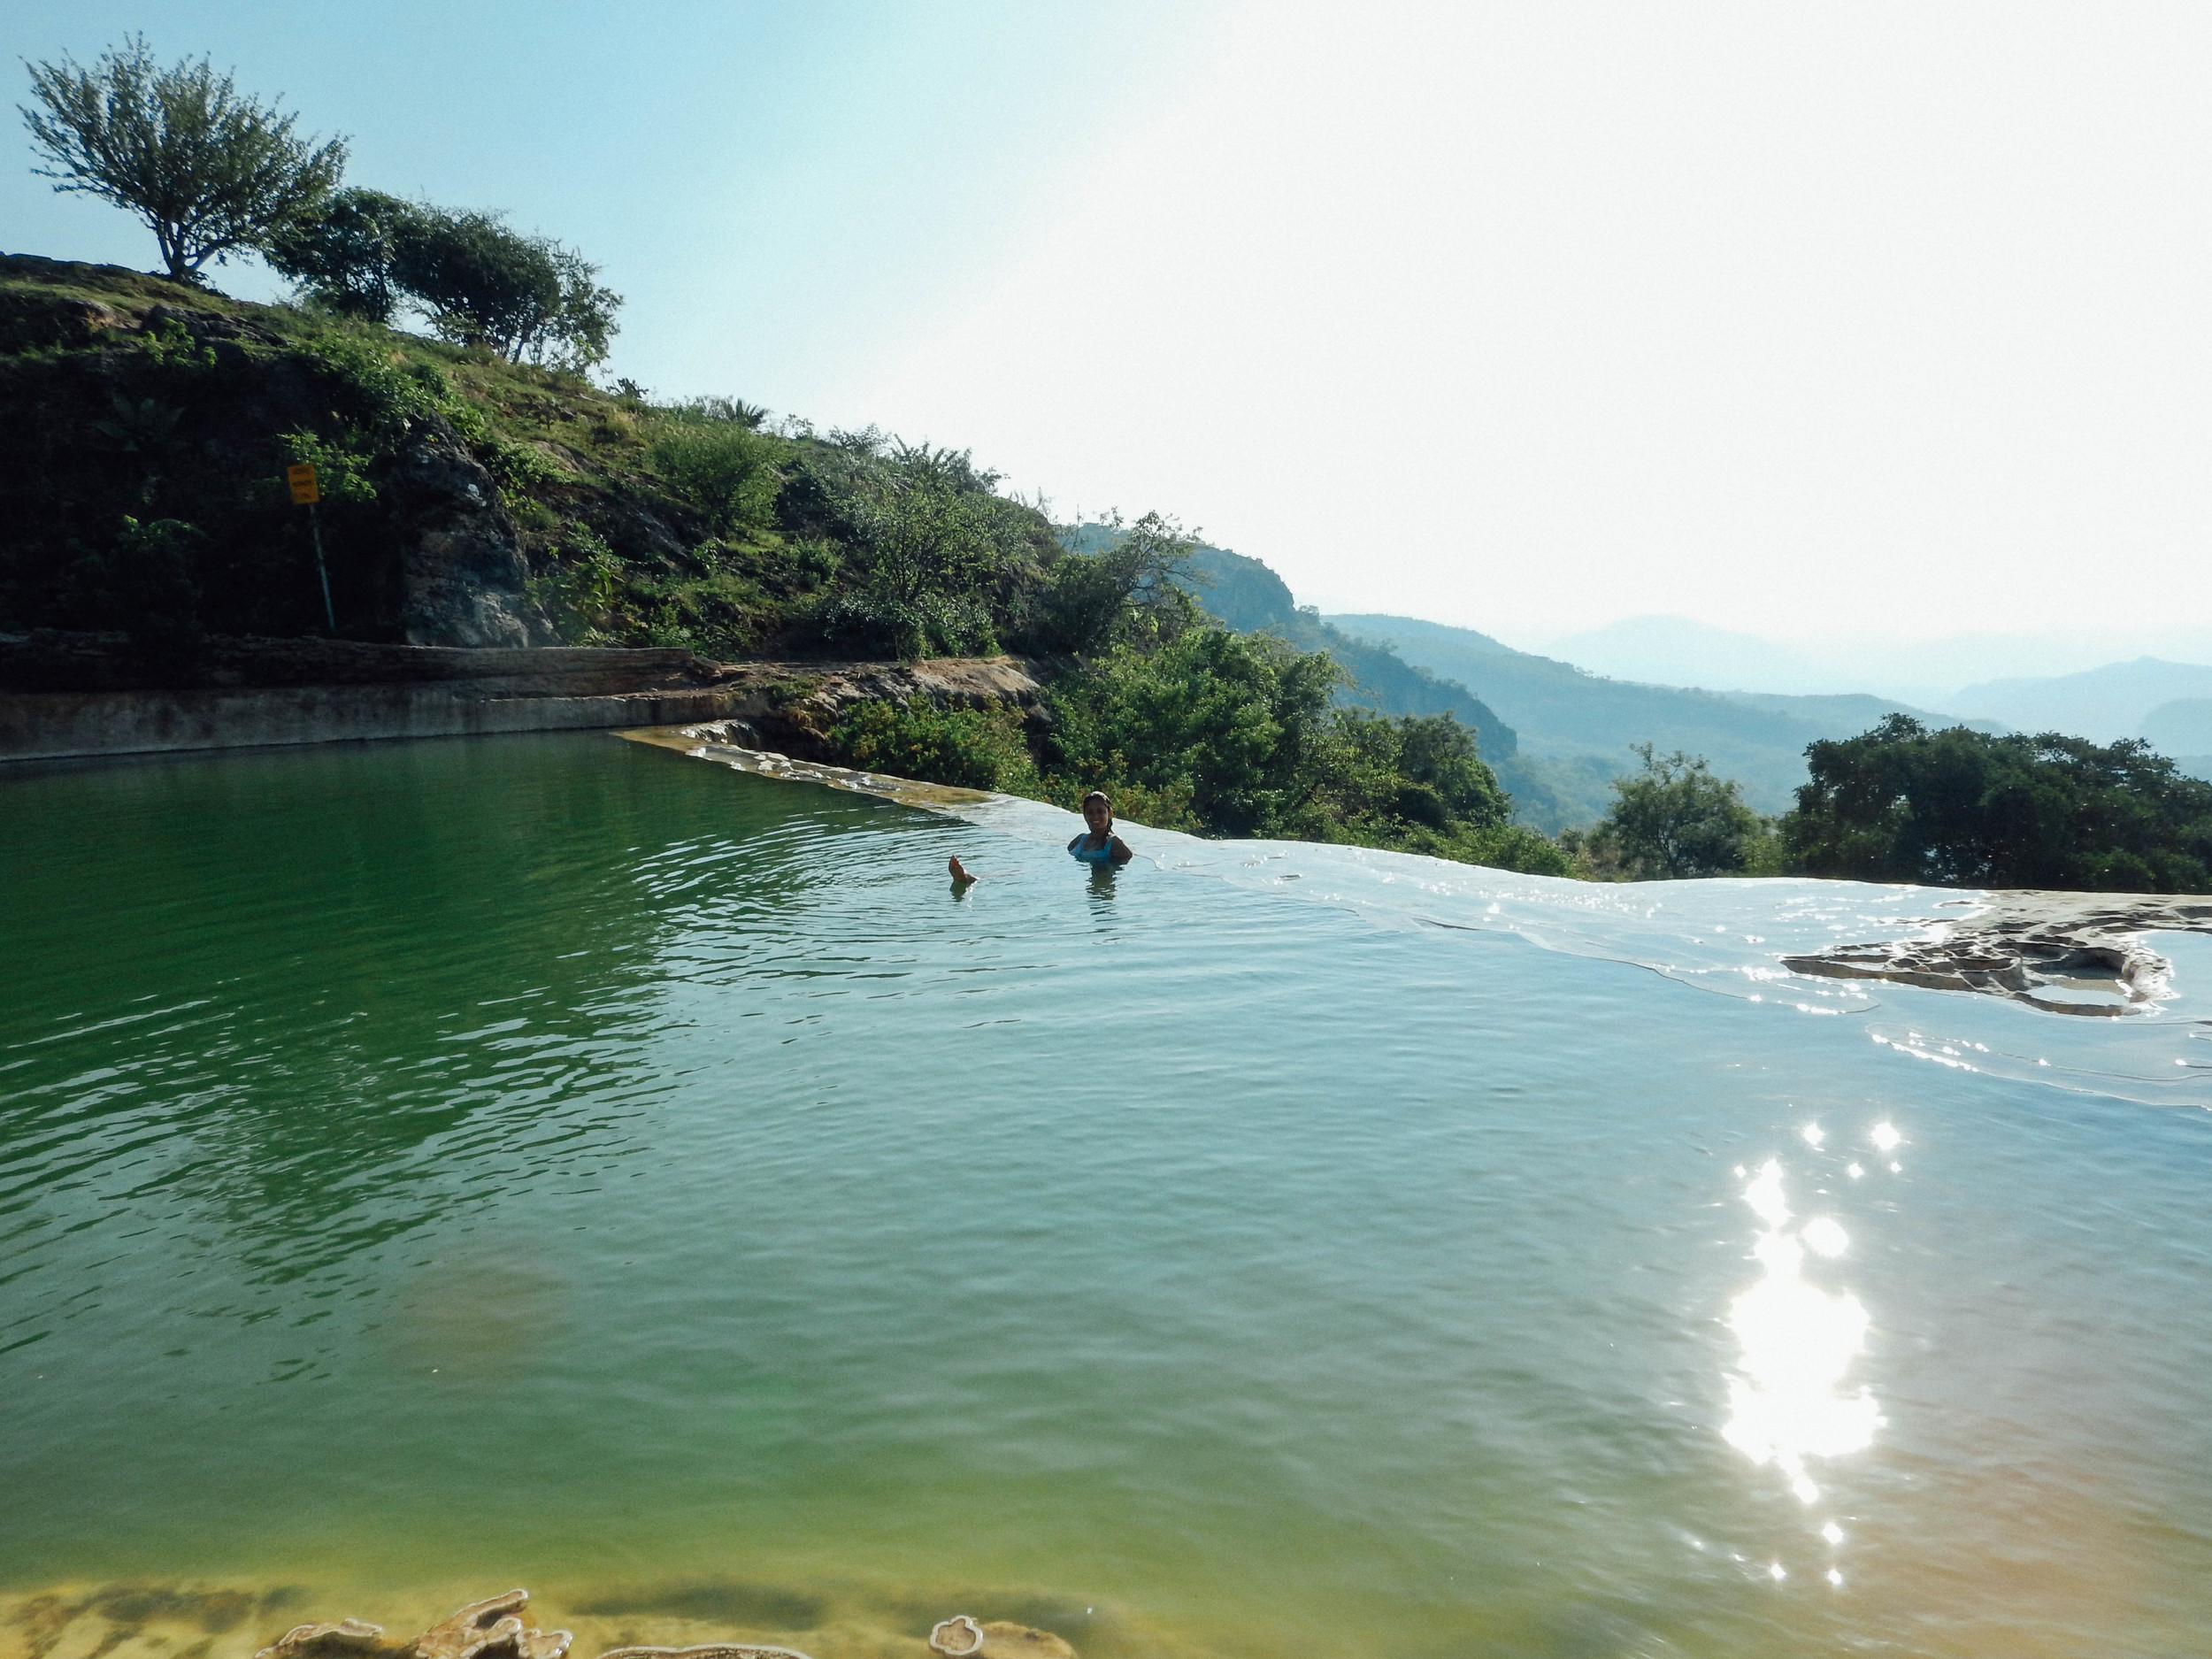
top-left (1068, 790), bottom-right (1134, 866)
top-left (943, 792), bottom-right (1131, 884)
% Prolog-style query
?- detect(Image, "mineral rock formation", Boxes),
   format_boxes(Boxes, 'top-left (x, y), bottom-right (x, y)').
top-left (925, 1618), bottom-right (1072, 1659)
top-left (596, 1644), bottom-right (813, 1659)
top-left (388, 434), bottom-right (558, 649)
top-left (254, 1618), bottom-right (386, 1659)
top-left (411, 1591), bottom-right (571, 1659)
top-left (1782, 891), bottom-right (2212, 1015)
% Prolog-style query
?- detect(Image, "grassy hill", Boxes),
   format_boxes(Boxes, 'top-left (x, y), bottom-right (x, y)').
top-left (0, 253), bottom-right (1570, 873)
top-left (0, 251), bottom-right (1071, 662)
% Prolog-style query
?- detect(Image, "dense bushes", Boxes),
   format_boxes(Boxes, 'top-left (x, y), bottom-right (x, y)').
top-left (819, 627), bottom-right (1571, 875)
top-left (824, 700), bottom-right (1038, 793)
top-left (1781, 714), bottom-right (2212, 891)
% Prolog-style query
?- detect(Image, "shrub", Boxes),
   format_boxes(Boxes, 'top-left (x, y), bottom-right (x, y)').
top-left (646, 414), bottom-right (785, 535)
top-left (806, 590), bottom-right (995, 661)
top-left (1023, 511), bottom-right (1202, 657)
top-left (822, 699), bottom-right (1037, 792)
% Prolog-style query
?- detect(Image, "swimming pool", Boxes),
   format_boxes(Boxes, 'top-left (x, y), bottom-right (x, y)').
top-left (4, 731), bottom-right (2208, 1657)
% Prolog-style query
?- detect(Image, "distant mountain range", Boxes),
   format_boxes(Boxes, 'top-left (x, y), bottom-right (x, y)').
top-left (1950, 658), bottom-right (2212, 745)
top-left (1141, 533), bottom-right (2212, 828)
top-left (1326, 613), bottom-right (1981, 821)
top-left (1538, 612), bottom-right (2212, 710)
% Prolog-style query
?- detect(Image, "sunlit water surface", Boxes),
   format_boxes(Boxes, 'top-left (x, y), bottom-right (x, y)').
top-left (4, 732), bottom-right (2208, 1659)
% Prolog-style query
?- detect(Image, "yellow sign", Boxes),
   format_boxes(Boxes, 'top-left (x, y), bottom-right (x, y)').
top-left (286, 463), bottom-right (320, 505)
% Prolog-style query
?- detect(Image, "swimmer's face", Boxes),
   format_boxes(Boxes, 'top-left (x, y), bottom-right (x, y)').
top-left (1083, 797), bottom-right (1112, 834)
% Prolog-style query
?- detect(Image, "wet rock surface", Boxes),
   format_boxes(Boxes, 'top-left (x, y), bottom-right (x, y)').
top-left (1783, 890), bottom-right (2212, 1015)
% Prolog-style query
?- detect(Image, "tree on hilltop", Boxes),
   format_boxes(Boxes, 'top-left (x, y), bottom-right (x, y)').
top-left (20, 35), bottom-right (347, 282)
top-left (268, 190), bottom-right (622, 370)
top-left (264, 186), bottom-right (419, 321)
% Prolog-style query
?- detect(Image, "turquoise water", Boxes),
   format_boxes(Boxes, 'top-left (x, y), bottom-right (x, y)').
top-left (4, 731), bottom-right (2209, 1658)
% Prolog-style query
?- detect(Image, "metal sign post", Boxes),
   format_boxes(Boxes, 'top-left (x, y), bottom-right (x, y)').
top-left (286, 463), bottom-right (334, 632)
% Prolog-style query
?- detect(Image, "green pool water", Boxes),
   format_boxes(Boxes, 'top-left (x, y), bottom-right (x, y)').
top-left (4, 731), bottom-right (2208, 1658)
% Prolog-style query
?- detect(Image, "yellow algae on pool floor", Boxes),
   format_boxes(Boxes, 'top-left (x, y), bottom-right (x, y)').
top-left (0, 1581), bottom-right (1184, 1659)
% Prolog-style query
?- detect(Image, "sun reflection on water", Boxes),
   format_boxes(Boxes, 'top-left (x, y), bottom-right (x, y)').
top-left (1722, 1156), bottom-right (1881, 1526)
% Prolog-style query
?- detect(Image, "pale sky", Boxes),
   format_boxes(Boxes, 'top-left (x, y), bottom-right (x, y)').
top-left (11, 3), bottom-right (2212, 659)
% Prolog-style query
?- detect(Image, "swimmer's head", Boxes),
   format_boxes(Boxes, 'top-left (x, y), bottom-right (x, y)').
top-left (1080, 790), bottom-right (1113, 832)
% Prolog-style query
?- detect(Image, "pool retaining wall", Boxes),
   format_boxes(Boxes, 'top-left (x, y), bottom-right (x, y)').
top-left (0, 636), bottom-right (1044, 764)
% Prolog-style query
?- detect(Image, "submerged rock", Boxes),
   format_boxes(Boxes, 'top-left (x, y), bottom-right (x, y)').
top-left (1783, 891), bottom-right (2212, 1015)
top-left (596, 1643), bottom-right (812, 1659)
top-left (926, 1618), bottom-right (1073, 1659)
top-left (412, 1591), bottom-right (570, 1659)
top-left (254, 1618), bottom-right (385, 1659)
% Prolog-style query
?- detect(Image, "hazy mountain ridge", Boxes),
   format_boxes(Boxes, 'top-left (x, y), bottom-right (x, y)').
top-left (1325, 613), bottom-right (1990, 819)
top-left (1953, 658), bottom-right (2212, 745)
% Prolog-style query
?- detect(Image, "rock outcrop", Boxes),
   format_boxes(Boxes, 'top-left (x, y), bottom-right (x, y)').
top-left (387, 433), bottom-right (558, 649)
top-left (1783, 890), bottom-right (2212, 1014)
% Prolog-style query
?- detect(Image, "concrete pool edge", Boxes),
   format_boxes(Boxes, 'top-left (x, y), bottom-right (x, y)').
top-left (0, 650), bottom-right (1042, 765)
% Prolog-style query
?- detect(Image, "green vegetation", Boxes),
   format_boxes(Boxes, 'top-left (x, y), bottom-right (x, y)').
top-left (1565, 744), bottom-right (1778, 880)
top-left (268, 188), bottom-right (620, 370)
top-left (0, 252), bottom-right (1568, 872)
top-left (821, 630), bottom-right (1569, 873)
top-left (23, 36), bottom-right (346, 282)
top-left (1781, 715), bottom-right (2212, 891)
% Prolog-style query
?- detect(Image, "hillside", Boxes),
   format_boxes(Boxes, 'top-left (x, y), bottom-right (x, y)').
top-left (1325, 612), bottom-right (1980, 818)
top-left (0, 254), bottom-right (1571, 873)
top-left (1085, 532), bottom-right (1599, 830)
top-left (0, 252), bottom-right (1075, 664)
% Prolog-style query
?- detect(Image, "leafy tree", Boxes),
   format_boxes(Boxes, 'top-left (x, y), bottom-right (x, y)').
top-left (264, 187), bottom-right (420, 320)
top-left (381, 206), bottom-right (619, 368)
top-left (21, 35), bottom-right (346, 281)
top-left (267, 192), bottom-right (621, 367)
top-left (1781, 714), bottom-right (2212, 891)
top-left (1027, 510), bottom-right (1205, 657)
top-left (825, 626), bottom-right (1568, 872)
top-left (1586, 743), bottom-right (1766, 879)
